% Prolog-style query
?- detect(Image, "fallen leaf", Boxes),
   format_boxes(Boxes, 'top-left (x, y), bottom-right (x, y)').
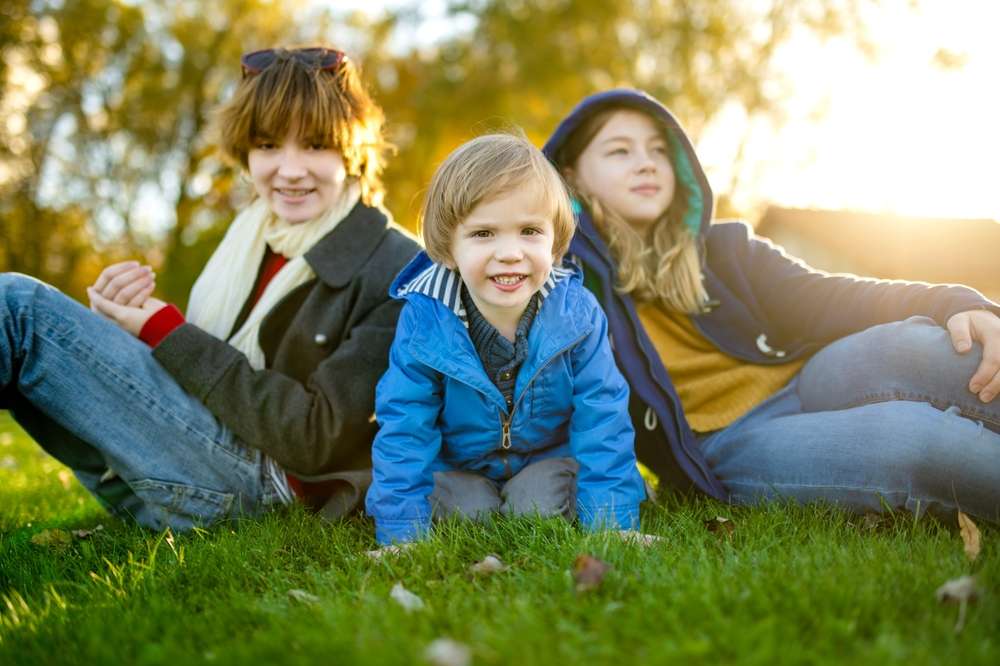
top-left (0, 455), bottom-right (18, 470)
top-left (366, 543), bottom-right (415, 560)
top-left (424, 638), bottom-right (471, 666)
top-left (615, 530), bottom-right (664, 547)
top-left (936, 575), bottom-right (981, 633)
top-left (287, 589), bottom-right (321, 605)
top-left (859, 513), bottom-right (886, 531)
top-left (30, 529), bottom-right (71, 548)
top-left (572, 554), bottom-right (611, 593)
top-left (957, 511), bottom-right (981, 562)
top-left (72, 524), bottom-right (104, 539)
top-left (705, 516), bottom-right (735, 539)
top-left (58, 470), bottom-right (74, 489)
top-left (469, 554), bottom-right (508, 575)
top-left (390, 582), bottom-right (425, 612)
top-left (0, 432), bottom-right (13, 446)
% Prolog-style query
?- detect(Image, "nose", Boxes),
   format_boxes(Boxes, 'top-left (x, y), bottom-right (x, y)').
top-left (494, 237), bottom-right (525, 262)
top-left (276, 145), bottom-right (307, 180)
top-left (636, 148), bottom-right (658, 174)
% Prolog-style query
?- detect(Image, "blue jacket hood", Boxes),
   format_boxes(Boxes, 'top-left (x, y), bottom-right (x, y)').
top-left (542, 88), bottom-right (714, 240)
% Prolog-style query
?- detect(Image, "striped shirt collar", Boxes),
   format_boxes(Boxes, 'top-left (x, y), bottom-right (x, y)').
top-left (396, 262), bottom-right (575, 328)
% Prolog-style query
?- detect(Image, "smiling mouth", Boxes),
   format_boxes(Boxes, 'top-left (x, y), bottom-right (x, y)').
top-left (276, 188), bottom-right (315, 198)
top-left (631, 185), bottom-right (661, 194)
top-left (491, 274), bottom-right (527, 287)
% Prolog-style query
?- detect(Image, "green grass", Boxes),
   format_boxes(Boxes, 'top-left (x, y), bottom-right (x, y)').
top-left (1, 412), bottom-right (997, 665)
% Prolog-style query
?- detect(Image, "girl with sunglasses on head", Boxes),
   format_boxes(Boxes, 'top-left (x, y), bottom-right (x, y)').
top-left (544, 89), bottom-right (1000, 522)
top-left (0, 47), bottom-right (419, 530)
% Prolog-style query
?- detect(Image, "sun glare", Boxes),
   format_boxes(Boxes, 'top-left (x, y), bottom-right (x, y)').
top-left (699, 0), bottom-right (1000, 222)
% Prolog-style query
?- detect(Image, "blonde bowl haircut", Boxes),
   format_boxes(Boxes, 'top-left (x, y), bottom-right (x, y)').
top-left (421, 132), bottom-right (576, 267)
top-left (557, 108), bottom-right (708, 315)
top-left (213, 47), bottom-right (390, 208)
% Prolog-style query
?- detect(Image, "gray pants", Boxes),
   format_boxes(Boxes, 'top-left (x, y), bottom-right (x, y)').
top-left (429, 457), bottom-right (579, 522)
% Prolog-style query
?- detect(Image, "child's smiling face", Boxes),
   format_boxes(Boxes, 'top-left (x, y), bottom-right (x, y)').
top-left (448, 184), bottom-right (556, 333)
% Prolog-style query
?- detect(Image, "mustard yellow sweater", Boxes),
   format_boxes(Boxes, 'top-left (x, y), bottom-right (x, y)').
top-left (637, 303), bottom-right (806, 432)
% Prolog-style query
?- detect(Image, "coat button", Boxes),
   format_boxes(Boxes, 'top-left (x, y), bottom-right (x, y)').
top-left (501, 371), bottom-right (512, 380)
top-left (314, 333), bottom-right (328, 346)
top-left (755, 333), bottom-right (787, 358)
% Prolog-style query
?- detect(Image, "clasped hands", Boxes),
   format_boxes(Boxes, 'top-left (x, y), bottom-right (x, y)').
top-left (87, 261), bottom-right (165, 337)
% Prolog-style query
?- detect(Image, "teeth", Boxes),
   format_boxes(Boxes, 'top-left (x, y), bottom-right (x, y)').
top-left (492, 275), bottom-right (524, 285)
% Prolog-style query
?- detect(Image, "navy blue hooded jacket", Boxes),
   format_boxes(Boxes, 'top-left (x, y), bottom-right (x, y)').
top-left (543, 89), bottom-right (1000, 500)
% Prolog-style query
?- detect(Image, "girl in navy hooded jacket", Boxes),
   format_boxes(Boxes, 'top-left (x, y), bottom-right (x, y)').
top-left (543, 89), bottom-right (1000, 522)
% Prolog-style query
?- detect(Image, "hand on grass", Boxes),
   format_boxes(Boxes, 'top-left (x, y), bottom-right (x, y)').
top-left (947, 309), bottom-right (1000, 403)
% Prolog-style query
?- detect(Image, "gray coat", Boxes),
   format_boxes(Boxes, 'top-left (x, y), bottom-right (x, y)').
top-left (153, 202), bottom-right (421, 476)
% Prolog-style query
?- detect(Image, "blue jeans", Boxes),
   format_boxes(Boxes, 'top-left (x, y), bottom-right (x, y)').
top-left (0, 274), bottom-right (283, 530)
top-left (699, 316), bottom-right (1000, 521)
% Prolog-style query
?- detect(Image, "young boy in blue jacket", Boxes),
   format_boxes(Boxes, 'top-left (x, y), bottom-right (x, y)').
top-left (365, 133), bottom-right (645, 545)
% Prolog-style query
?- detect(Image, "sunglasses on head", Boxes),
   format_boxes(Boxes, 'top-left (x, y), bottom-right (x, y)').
top-left (240, 47), bottom-right (347, 79)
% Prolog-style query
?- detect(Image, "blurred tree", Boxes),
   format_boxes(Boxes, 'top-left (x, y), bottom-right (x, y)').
top-left (0, 0), bottom-right (297, 301)
top-left (1, 0), bottom-right (879, 301)
top-left (363, 0), bottom-right (875, 226)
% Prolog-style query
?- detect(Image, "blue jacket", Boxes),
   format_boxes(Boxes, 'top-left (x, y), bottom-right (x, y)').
top-left (543, 89), bottom-right (1000, 500)
top-left (366, 251), bottom-right (645, 544)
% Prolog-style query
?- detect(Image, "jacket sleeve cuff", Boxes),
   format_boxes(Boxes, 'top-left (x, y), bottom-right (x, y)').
top-left (375, 517), bottom-right (431, 546)
top-left (139, 303), bottom-right (185, 348)
top-left (578, 503), bottom-right (640, 531)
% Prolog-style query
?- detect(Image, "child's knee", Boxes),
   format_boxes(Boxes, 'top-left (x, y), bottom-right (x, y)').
top-left (501, 457), bottom-right (578, 520)
top-left (429, 470), bottom-right (500, 520)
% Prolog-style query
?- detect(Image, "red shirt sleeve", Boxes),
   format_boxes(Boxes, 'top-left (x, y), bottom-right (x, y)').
top-left (139, 303), bottom-right (185, 348)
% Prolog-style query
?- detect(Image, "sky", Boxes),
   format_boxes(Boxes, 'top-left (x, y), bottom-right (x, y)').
top-left (337, 0), bottom-right (999, 222)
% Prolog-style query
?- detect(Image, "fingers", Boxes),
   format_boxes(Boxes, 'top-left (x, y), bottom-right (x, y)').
top-left (947, 312), bottom-right (973, 353)
top-left (118, 276), bottom-right (156, 307)
top-left (86, 287), bottom-right (126, 322)
top-left (92, 261), bottom-right (140, 292)
top-left (92, 262), bottom-right (155, 305)
top-left (970, 357), bottom-right (1000, 403)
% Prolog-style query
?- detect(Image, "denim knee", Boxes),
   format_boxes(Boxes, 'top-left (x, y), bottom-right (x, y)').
top-left (798, 316), bottom-right (983, 414)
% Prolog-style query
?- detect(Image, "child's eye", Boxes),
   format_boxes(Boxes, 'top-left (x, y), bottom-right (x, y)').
top-left (470, 230), bottom-right (492, 238)
top-left (522, 227), bottom-right (544, 236)
top-left (653, 144), bottom-right (669, 155)
top-left (307, 142), bottom-right (329, 151)
top-left (607, 147), bottom-right (628, 156)
top-left (254, 140), bottom-right (277, 150)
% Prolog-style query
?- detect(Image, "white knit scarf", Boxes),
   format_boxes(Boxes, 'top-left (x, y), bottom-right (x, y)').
top-left (186, 180), bottom-right (361, 369)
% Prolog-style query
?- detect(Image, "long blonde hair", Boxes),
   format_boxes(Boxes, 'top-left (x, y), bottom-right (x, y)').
top-left (556, 108), bottom-right (708, 314)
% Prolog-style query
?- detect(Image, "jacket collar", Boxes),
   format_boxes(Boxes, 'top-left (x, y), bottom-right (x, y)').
top-left (392, 251), bottom-right (575, 328)
top-left (304, 201), bottom-right (392, 288)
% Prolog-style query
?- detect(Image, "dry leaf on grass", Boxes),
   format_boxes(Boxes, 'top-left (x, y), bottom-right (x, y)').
top-left (424, 638), bottom-right (471, 666)
top-left (469, 554), bottom-right (508, 575)
top-left (390, 582), bottom-right (425, 612)
top-left (30, 529), bottom-right (71, 548)
top-left (572, 554), bottom-right (611, 592)
top-left (957, 511), bottom-right (981, 562)
top-left (615, 530), bottom-right (664, 547)
top-left (72, 525), bottom-right (104, 539)
top-left (288, 589), bottom-right (321, 605)
top-left (936, 575), bottom-right (981, 633)
top-left (705, 516), bottom-right (735, 539)
top-left (366, 543), bottom-right (415, 560)
top-left (58, 470), bottom-right (74, 489)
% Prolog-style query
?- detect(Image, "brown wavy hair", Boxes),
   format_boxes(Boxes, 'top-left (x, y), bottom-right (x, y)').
top-left (213, 47), bottom-right (389, 207)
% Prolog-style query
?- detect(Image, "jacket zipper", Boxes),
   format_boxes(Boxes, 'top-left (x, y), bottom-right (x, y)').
top-left (496, 331), bottom-right (589, 454)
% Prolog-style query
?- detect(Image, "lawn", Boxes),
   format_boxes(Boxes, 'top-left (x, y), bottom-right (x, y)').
top-left (1, 411), bottom-right (996, 665)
